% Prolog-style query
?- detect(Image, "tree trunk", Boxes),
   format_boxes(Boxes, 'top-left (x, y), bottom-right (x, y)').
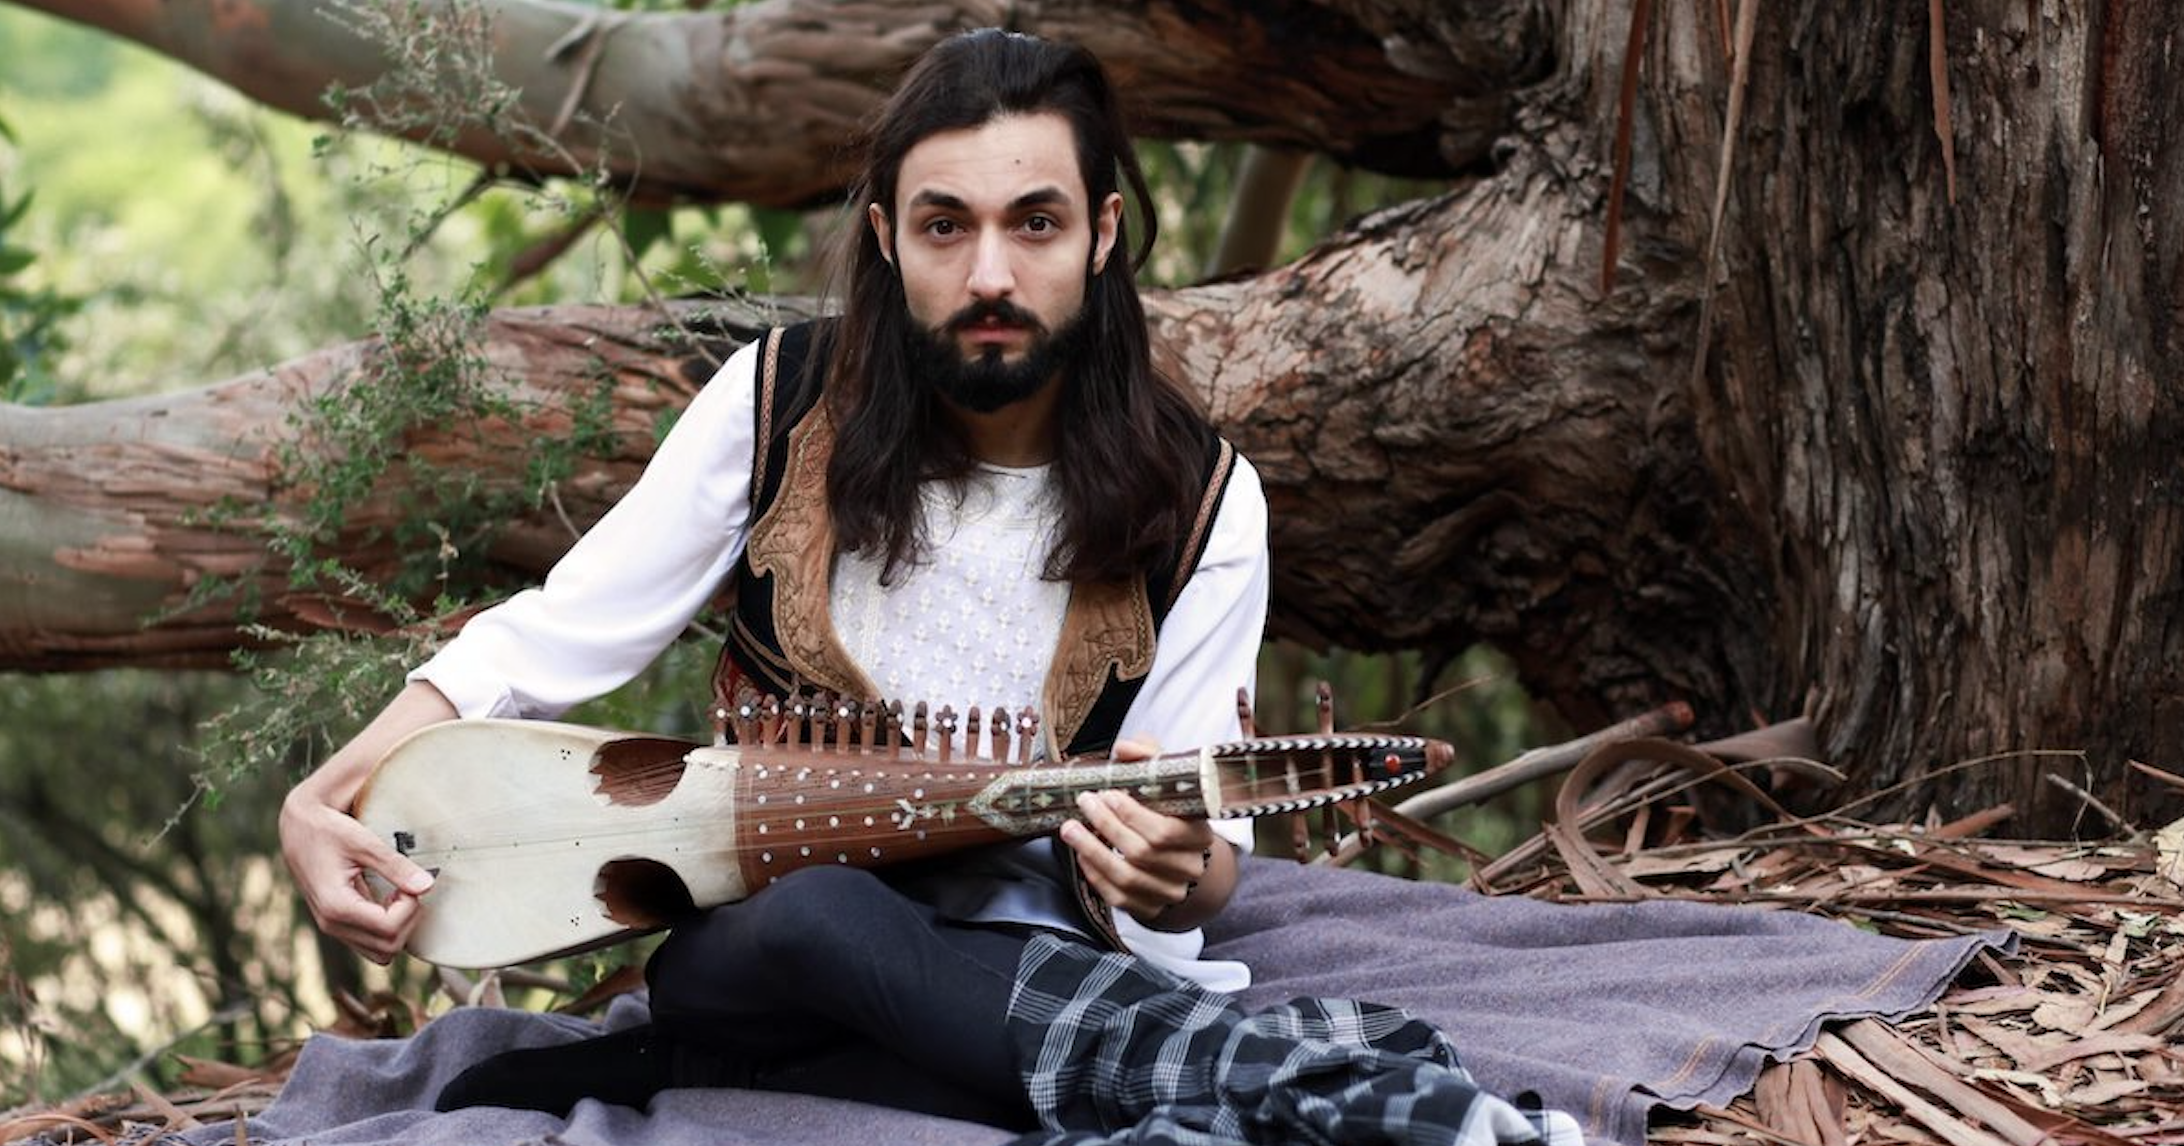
top-left (2, 0), bottom-right (2179, 833)
top-left (1606, 3), bottom-right (2184, 829)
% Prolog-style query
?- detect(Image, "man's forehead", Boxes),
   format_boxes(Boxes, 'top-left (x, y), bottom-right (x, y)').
top-left (894, 112), bottom-right (1086, 211)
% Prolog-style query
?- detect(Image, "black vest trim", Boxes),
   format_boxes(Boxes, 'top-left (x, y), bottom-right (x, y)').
top-left (714, 322), bottom-right (830, 701)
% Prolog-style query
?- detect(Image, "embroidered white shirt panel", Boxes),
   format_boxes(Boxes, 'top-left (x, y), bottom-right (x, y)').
top-left (827, 462), bottom-right (1068, 757)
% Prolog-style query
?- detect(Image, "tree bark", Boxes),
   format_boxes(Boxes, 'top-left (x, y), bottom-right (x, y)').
top-left (3, 0), bottom-right (2180, 833)
top-left (1601, 3), bottom-right (2184, 829)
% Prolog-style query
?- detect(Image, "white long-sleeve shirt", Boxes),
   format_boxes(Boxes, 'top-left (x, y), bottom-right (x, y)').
top-left (411, 337), bottom-right (1271, 988)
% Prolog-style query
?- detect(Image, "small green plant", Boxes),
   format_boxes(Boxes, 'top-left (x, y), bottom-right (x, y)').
top-left (320, 0), bottom-right (522, 154)
top-left (196, 573), bottom-right (443, 790)
top-left (0, 111), bottom-right (82, 405)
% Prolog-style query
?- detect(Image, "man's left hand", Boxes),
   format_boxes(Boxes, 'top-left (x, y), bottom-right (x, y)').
top-left (1059, 739), bottom-right (1238, 931)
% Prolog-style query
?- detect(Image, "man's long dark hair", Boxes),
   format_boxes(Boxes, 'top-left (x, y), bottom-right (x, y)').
top-left (821, 29), bottom-right (1215, 586)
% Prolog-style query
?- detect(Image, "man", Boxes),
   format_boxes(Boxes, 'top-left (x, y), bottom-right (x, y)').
top-left (279, 28), bottom-right (1268, 1127)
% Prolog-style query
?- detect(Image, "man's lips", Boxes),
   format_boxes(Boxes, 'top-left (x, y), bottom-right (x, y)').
top-left (957, 317), bottom-right (1028, 344)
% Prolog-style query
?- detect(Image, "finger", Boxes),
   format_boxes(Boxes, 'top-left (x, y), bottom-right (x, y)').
top-left (346, 931), bottom-right (403, 967)
top-left (379, 890), bottom-right (425, 946)
top-left (1060, 808), bottom-right (1171, 907)
top-left (324, 910), bottom-right (401, 965)
top-left (1074, 791), bottom-right (1152, 859)
top-left (1058, 816), bottom-right (1122, 879)
top-left (1110, 736), bottom-right (1162, 762)
top-left (1057, 819), bottom-right (1129, 904)
top-left (325, 889), bottom-right (424, 965)
top-left (286, 802), bottom-right (434, 906)
top-left (295, 854), bottom-right (410, 937)
top-left (329, 813), bottom-right (436, 896)
top-left (337, 928), bottom-right (399, 966)
top-left (1060, 819), bottom-right (1201, 923)
top-left (1080, 791), bottom-right (1210, 875)
top-left (312, 862), bottom-right (423, 941)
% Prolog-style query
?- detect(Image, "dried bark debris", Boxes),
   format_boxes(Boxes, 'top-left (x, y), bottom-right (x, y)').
top-left (1454, 758), bottom-right (2184, 1146)
top-left (0, 987), bottom-right (424, 1145)
top-left (0, 1064), bottom-right (279, 1145)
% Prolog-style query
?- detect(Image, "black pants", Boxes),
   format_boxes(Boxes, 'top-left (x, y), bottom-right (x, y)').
top-left (645, 864), bottom-right (1047, 1128)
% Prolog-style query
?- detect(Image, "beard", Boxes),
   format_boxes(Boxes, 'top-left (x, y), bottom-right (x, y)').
top-left (903, 297), bottom-right (1093, 414)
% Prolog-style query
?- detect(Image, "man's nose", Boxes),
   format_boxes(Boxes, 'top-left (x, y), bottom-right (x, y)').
top-left (967, 231), bottom-right (1015, 299)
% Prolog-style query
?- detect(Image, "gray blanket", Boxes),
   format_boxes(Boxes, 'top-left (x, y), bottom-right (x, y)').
top-left (200, 858), bottom-right (2011, 1146)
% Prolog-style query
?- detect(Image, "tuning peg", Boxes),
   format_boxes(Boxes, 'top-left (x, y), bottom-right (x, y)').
top-left (1236, 686), bottom-right (1256, 739)
top-left (833, 696), bottom-right (857, 753)
top-left (990, 706), bottom-right (1010, 762)
top-left (789, 692), bottom-right (812, 749)
top-left (760, 695), bottom-right (783, 745)
top-left (1315, 680), bottom-right (1335, 735)
top-left (807, 691), bottom-right (830, 752)
top-left (1016, 710), bottom-right (1037, 765)
top-left (800, 691), bottom-right (818, 746)
top-left (913, 701), bottom-right (930, 756)
top-left (732, 696), bottom-right (759, 746)
top-left (936, 705), bottom-right (958, 763)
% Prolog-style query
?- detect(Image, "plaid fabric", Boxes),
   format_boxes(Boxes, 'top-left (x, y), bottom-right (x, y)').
top-left (1005, 935), bottom-right (1583, 1146)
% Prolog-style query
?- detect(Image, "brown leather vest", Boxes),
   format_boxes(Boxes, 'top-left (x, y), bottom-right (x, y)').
top-left (708, 321), bottom-right (1237, 948)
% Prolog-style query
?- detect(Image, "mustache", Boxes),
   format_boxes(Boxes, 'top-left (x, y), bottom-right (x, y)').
top-left (944, 299), bottom-right (1048, 335)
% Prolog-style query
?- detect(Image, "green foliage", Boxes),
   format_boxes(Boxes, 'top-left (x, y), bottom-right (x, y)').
top-left (0, 2), bottom-right (746, 1092)
top-left (0, 6), bottom-right (721, 1094)
top-left (284, 280), bottom-right (495, 580)
top-left (563, 636), bottom-right (723, 741)
top-left (0, 6), bottom-right (437, 392)
top-left (657, 206), bottom-right (785, 299)
top-left (178, 0), bottom-right (687, 791)
top-left (0, 9), bottom-right (121, 98)
top-left (0, 111), bottom-right (82, 404)
top-left (622, 205), bottom-right (675, 266)
top-left (200, 593), bottom-right (442, 791)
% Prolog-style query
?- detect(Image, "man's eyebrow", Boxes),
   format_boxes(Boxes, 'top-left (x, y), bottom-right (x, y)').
top-left (906, 190), bottom-right (969, 212)
top-left (1009, 187), bottom-right (1072, 211)
top-left (903, 187), bottom-right (1074, 213)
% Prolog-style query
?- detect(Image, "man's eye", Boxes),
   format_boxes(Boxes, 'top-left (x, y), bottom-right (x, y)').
top-left (1025, 216), bottom-right (1056, 233)
top-left (926, 219), bottom-right (960, 236)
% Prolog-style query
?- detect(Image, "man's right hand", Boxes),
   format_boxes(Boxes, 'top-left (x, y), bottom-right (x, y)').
top-left (279, 680), bottom-right (455, 964)
top-left (280, 785), bottom-right (433, 964)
